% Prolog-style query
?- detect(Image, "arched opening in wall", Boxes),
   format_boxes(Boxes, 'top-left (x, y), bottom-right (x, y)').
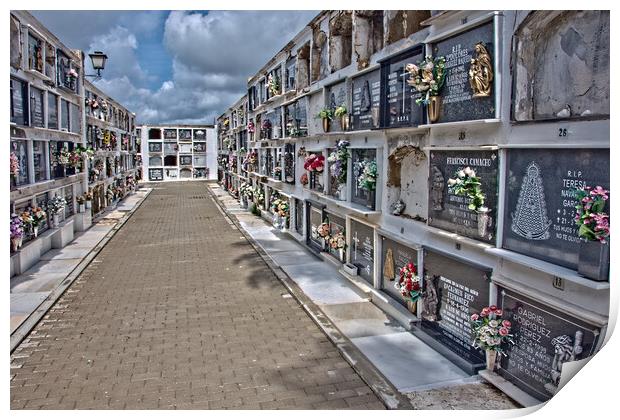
top-left (164, 155), bottom-right (177, 166)
top-left (296, 43), bottom-right (311, 91)
top-left (512, 10), bottom-right (609, 121)
top-left (311, 26), bottom-right (328, 82)
top-left (353, 11), bottom-right (384, 70)
top-left (329, 11), bottom-right (353, 72)
top-left (148, 128), bottom-right (162, 139)
top-left (149, 156), bottom-right (162, 166)
top-left (385, 10), bottom-right (430, 46)
top-left (179, 168), bottom-right (192, 179)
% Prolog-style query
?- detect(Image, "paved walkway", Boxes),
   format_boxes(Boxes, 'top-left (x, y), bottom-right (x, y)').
top-left (10, 189), bottom-right (150, 335)
top-left (10, 182), bottom-right (384, 410)
top-left (209, 184), bottom-right (519, 410)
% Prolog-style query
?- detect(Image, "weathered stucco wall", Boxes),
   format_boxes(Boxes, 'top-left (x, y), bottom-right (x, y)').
top-left (513, 10), bottom-right (609, 121)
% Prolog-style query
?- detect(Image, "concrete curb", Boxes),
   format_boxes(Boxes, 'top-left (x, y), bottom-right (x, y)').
top-left (206, 184), bottom-right (413, 410)
top-left (10, 189), bottom-right (153, 353)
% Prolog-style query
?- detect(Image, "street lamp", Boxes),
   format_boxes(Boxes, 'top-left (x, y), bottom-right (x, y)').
top-left (85, 51), bottom-right (108, 80)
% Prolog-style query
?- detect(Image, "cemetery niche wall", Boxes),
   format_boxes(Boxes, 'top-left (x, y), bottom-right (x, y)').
top-left (497, 287), bottom-right (601, 402)
top-left (502, 148), bottom-right (609, 277)
top-left (428, 150), bottom-right (498, 243)
top-left (419, 249), bottom-right (491, 373)
top-left (430, 20), bottom-right (496, 123)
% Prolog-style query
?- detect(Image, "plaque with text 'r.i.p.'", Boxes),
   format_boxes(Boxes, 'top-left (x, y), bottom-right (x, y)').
top-left (502, 148), bottom-right (609, 270)
top-left (431, 20), bottom-right (495, 123)
top-left (428, 150), bottom-right (498, 244)
top-left (498, 288), bottom-right (600, 402)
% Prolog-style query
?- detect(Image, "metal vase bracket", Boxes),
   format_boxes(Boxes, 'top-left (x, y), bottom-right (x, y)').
top-left (477, 208), bottom-right (491, 238)
top-left (322, 118), bottom-right (330, 133)
top-left (578, 240), bottom-right (610, 281)
top-left (486, 349), bottom-right (497, 372)
top-left (427, 96), bottom-right (442, 123)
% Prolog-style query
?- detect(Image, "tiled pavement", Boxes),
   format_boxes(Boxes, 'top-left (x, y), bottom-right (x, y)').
top-left (10, 182), bottom-right (385, 410)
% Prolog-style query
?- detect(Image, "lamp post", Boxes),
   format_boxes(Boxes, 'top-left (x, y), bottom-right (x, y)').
top-left (85, 51), bottom-right (108, 80)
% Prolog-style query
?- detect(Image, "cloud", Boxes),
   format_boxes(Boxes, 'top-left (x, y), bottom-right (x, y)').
top-left (87, 26), bottom-right (155, 85)
top-left (33, 10), bottom-right (319, 124)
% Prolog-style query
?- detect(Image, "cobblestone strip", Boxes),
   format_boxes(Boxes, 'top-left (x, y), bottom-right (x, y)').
top-left (10, 189), bottom-right (153, 353)
top-left (205, 184), bottom-right (412, 410)
top-left (11, 182), bottom-right (384, 410)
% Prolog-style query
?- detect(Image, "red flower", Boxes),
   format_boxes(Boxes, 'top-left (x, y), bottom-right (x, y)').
top-left (499, 327), bottom-right (509, 337)
top-left (471, 313), bottom-right (480, 321)
top-left (489, 305), bottom-right (497, 311)
top-left (412, 282), bottom-right (420, 291)
top-left (480, 307), bottom-right (490, 316)
top-left (495, 309), bottom-right (503, 317)
top-left (501, 320), bottom-right (511, 328)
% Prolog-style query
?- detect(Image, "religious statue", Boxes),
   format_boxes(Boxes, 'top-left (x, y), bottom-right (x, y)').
top-left (511, 161), bottom-right (552, 240)
top-left (383, 248), bottom-right (395, 280)
top-left (422, 274), bottom-right (439, 321)
top-left (430, 165), bottom-right (445, 211)
top-left (468, 42), bottom-right (493, 98)
top-left (544, 331), bottom-right (584, 394)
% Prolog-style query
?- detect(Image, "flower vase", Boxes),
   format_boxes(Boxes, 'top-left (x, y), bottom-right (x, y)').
top-left (578, 240), bottom-right (610, 281)
top-left (322, 118), bottom-right (330, 133)
top-left (371, 107), bottom-right (380, 127)
top-left (53, 214), bottom-right (59, 228)
top-left (339, 248), bottom-right (345, 262)
top-left (427, 96), bottom-right (442, 123)
top-left (477, 208), bottom-right (491, 238)
top-left (337, 185), bottom-right (346, 201)
top-left (366, 190), bottom-right (376, 210)
top-left (11, 238), bottom-right (20, 252)
top-left (86, 200), bottom-right (92, 209)
top-left (406, 299), bottom-right (417, 315)
top-left (79, 204), bottom-right (85, 213)
top-left (340, 115), bottom-right (349, 131)
top-left (33, 226), bottom-right (38, 238)
top-left (280, 217), bottom-right (287, 232)
top-left (485, 349), bottom-right (498, 372)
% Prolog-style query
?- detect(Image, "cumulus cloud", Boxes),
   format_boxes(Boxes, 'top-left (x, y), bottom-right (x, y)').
top-left (32, 10), bottom-right (318, 124)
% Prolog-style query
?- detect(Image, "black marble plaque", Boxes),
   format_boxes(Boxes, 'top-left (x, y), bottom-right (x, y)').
top-left (350, 219), bottom-right (375, 284)
top-left (11, 78), bottom-right (27, 125)
top-left (421, 249), bottom-right (491, 365)
top-left (295, 198), bottom-right (303, 234)
top-left (498, 288), bottom-right (600, 401)
top-left (149, 168), bottom-right (163, 181)
top-left (381, 45), bottom-right (425, 128)
top-left (31, 87), bottom-right (44, 127)
top-left (428, 150), bottom-right (498, 243)
top-left (179, 155), bottom-right (192, 166)
top-left (148, 142), bottom-right (162, 153)
top-left (193, 129), bottom-right (206, 140)
top-left (163, 129), bottom-right (177, 140)
top-left (307, 202), bottom-right (324, 251)
top-left (179, 129), bottom-right (192, 141)
top-left (431, 21), bottom-right (495, 123)
top-left (503, 148), bottom-right (610, 270)
top-left (351, 69), bottom-right (381, 131)
top-left (327, 81), bottom-right (347, 131)
top-left (380, 236), bottom-right (418, 305)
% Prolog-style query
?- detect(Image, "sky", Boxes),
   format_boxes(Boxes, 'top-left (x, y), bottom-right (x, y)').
top-left (31, 10), bottom-right (318, 125)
